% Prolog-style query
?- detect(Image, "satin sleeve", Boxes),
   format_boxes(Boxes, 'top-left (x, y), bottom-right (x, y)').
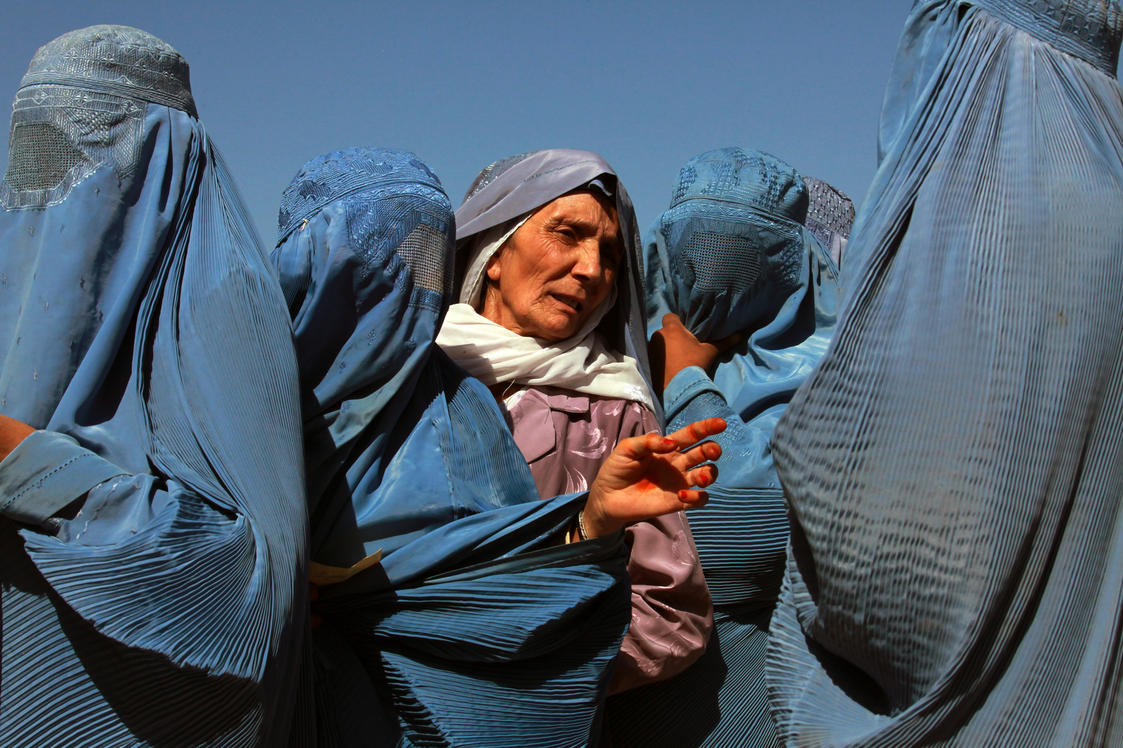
top-left (609, 402), bottom-right (713, 693)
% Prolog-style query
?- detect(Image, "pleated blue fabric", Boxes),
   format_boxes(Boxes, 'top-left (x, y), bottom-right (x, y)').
top-left (605, 148), bottom-right (840, 747)
top-left (0, 26), bottom-right (309, 745)
top-left (273, 147), bottom-right (631, 747)
top-left (767, 1), bottom-right (1123, 745)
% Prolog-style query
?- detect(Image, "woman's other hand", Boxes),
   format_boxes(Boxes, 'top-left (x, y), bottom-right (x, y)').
top-left (648, 313), bottom-right (741, 395)
top-left (582, 417), bottom-right (726, 538)
top-left (0, 414), bottom-right (34, 462)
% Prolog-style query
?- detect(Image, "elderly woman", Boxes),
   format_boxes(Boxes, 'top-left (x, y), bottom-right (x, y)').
top-left (273, 147), bottom-right (724, 746)
top-left (0, 27), bottom-right (307, 744)
top-left (437, 149), bottom-right (713, 691)
top-left (768, 1), bottom-right (1123, 744)
top-left (606, 147), bottom-right (843, 747)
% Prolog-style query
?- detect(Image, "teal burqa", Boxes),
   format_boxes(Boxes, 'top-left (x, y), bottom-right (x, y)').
top-left (767, 1), bottom-right (1123, 745)
top-left (273, 147), bottom-right (631, 747)
top-left (0, 27), bottom-right (308, 745)
top-left (607, 147), bottom-right (841, 747)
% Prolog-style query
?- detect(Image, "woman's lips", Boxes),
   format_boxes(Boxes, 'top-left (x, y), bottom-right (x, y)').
top-left (550, 292), bottom-right (584, 314)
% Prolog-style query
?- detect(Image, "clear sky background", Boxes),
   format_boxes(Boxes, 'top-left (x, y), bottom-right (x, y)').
top-left (3, 2), bottom-right (917, 243)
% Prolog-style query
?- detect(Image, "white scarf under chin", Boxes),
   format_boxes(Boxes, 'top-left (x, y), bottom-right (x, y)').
top-left (436, 302), bottom-right (655, 410)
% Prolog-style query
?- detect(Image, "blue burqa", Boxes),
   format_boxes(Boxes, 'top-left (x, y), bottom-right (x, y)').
top-left (272, 147), bottom-right (631, 747)
top-left (0, 26), bottom-right (308, 745)
top-left (606, 148), bottom-right (841, 747)
top-left (767, 1), bottom-right (1123, 745)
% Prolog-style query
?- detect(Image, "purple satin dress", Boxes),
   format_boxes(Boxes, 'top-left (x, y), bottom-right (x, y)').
top-left (503, 385), bottom-right (713, 693)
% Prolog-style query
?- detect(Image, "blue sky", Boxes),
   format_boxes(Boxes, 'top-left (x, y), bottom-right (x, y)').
top-left (3, 2), bottom-right (914, 242)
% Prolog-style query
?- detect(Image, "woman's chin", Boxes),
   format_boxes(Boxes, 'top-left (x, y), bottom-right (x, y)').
top-left (531, 317), bottom-right (582, 342)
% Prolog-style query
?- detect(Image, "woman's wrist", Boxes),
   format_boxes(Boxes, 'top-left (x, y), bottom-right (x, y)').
top-left (566, 512), bottom-right (585, 544)
top-left (581, 499), bottom-right (623, 539)
top-left (577, 510), bottom-right (591, 541)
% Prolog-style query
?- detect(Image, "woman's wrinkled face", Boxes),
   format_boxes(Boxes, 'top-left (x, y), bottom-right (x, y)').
top-left (482, 191), bottom-right (622, 342)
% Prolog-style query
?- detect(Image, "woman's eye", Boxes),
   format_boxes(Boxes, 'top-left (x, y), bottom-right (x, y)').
top-left (556, 226), bottom-right (578, 241)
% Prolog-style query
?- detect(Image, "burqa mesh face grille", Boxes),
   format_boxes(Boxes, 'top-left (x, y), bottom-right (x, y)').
top-left (5, 122), bottom-right (85, 191)
top-left (2, 86), bottom-right (144, 209)
top-left (678, 230), bottom-right (762, 293)
top-left (397, 221), bottom-right (450, 295)
top-left (803, 176), bottom-right (855, 239)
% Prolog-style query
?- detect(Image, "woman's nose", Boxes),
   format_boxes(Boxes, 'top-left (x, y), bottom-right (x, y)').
top-left (570, 242), bottom-right (604, 280)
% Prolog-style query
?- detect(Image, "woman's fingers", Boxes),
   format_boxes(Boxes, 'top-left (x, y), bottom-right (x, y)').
top-left (676, 488), bottom-right (710, 507)
top-left (676, 440), bottom-right (722, 470)
top-left (661, 312), bottom-right (684, 330)
top-left (713, 330), bottom-right (744, 353)
top-left (618, 421), bottom-right (724, 475)
top-left (666, 418), bottom-right (726, 449)
top-left (614, 431), bottom-right (677, 461)
top-left (626, 420), bottom-right (724, 461)
top-left (686, 462), bottom-right (718, 488)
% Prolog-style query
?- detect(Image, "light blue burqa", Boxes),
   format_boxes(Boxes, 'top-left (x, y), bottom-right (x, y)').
top-left (0, 27), bottom-right (308, 745)
top-left (607, 148), bottom-right (840, 747)
top-left (768, 1), bottom-right (1123, 745)
top-left (273, 147), bottom-right (631, 747)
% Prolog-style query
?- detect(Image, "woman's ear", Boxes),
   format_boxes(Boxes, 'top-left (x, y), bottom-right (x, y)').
top-left (485, 252), bottom-right (502, 282)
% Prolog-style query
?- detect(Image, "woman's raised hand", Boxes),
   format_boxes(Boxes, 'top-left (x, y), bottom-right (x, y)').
top-left (648, 313), bottom-right (741, 395)
top-left (582, 417), bottom-right (726, 538)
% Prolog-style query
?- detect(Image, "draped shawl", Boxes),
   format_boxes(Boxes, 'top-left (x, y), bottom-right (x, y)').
top-left (607, 148), bottom-right (841, 747)
top-left (0, 26), bottom-right (308, 745)
top-left (767, 2), bottom-right (1123, 745)
top-left (273, 147), bottom-right (631, 747)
